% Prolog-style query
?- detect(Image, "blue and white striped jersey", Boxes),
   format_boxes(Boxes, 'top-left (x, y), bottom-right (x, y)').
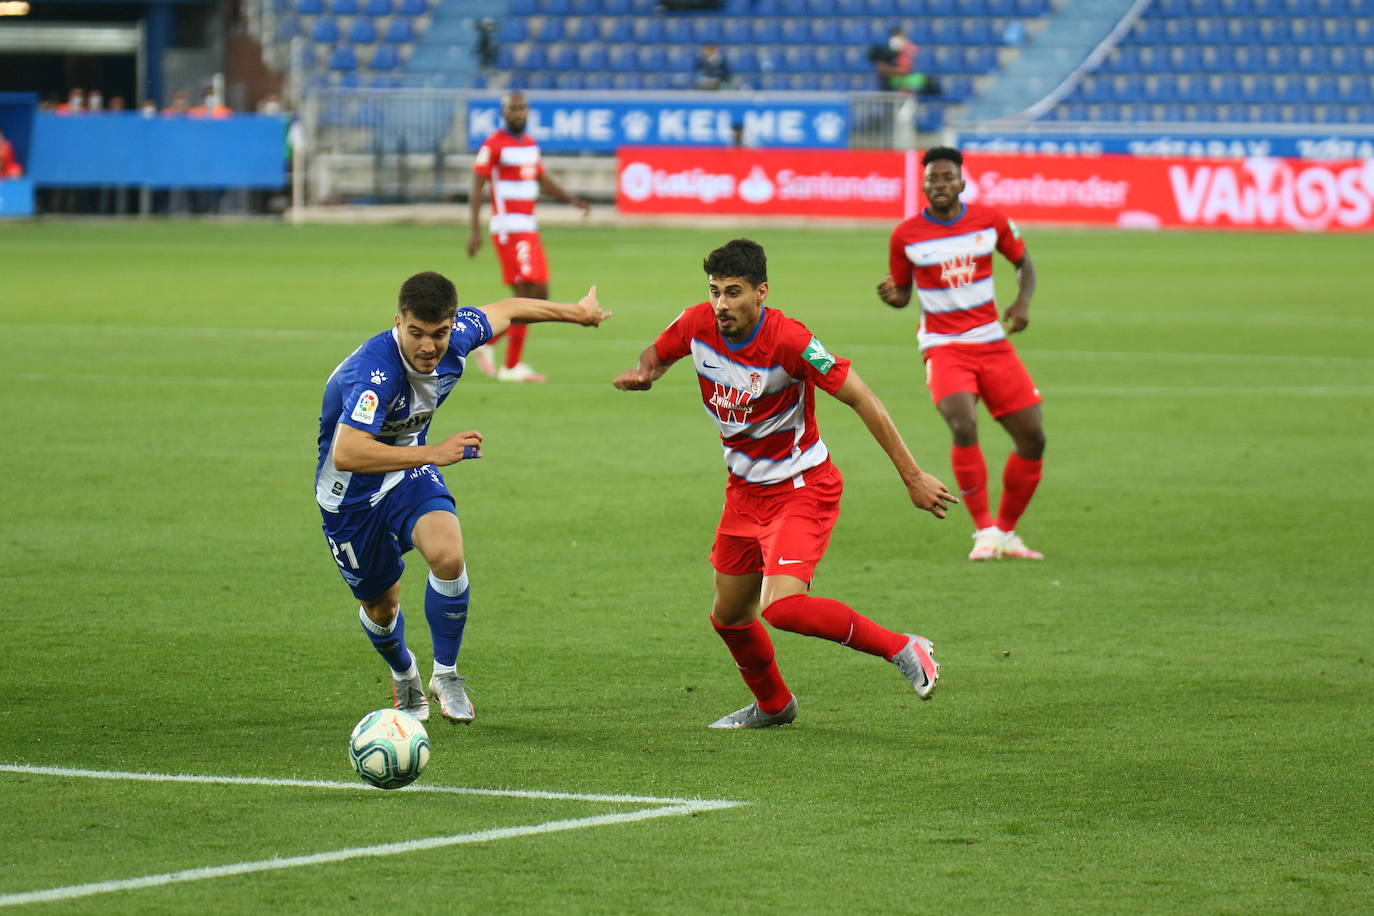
top-left (315, 307), bottom-right (493, 513)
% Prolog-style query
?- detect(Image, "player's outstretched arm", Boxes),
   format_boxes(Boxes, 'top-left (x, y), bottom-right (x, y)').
top-left (832, 369), bottom-right (957, 518)
top-left (478, 286), bottom-right (610, 337)
top-left (334, 425), bottom-right (483, 473)
top-left (538, 173), bottom-right (590, 214)
top-left (877, 274), bottom-right (912, 309)
top-left (613, 344), bottom-right (675, 391)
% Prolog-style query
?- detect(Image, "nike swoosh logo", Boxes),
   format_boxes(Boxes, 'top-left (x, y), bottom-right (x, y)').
top-left (703, 361), bottom-right (722, 369)
top-left (778, 558), bottom-right (804, 565)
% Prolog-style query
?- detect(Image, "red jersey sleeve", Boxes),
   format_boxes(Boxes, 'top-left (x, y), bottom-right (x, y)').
top-left (777, 317), bottom-right (851, 396)
top-left (888, 222), bottom-right (915, 288)
top-left (994, 208), bottom-right (1027, 263)
top-left (652, 304), bottom-right (707, 363)
top-left (472, 135), bottom-right (496, 178)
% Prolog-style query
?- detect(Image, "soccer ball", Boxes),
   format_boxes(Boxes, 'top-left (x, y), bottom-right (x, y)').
top-left (348, 708), bottom-right (430, 789)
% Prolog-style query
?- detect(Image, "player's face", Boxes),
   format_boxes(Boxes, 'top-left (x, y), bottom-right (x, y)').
top-left (503, 96), bottom-right (529, 134)
top-left (395, 312), bottom-right (452, 373)
top-left (708, 275), bottom-right (767, 341)
top-left (923, 160), bottom-right (965, 216)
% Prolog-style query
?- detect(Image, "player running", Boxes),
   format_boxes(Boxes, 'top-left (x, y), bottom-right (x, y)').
top-left (877, 146), bottom-right (1047, 562)
top-left (466, 90), bottom-right (591, 383)
top-left (316, 272), bottom-right (609, 724)
top-left (614, 238), bottom-right (955, 729)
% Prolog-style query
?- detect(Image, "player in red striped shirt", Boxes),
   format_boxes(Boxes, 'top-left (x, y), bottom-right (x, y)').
top-left (467, 91), bottom-right (590, 383)
top-left (614, 238), bottom-right (955, 729)
top-left (878, 146), bottom-right (1047, 562)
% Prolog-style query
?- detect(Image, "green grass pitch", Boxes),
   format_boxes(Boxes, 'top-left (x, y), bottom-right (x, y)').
top-left (1, 219), bottom-right (1371, 913)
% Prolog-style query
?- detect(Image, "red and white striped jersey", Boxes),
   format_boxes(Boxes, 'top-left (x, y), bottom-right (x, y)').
top-left (887, 202), bottom-right (1027, 351)
top-left (654, 303), bottom-right (851, 490)
top-left (473, 129), bottom-right (544, 241)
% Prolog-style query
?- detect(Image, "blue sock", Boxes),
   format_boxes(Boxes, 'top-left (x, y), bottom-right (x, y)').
top-left (425, 569), bottom-right (470, 668)
top-left (359, 606), bottom-right (414, 675)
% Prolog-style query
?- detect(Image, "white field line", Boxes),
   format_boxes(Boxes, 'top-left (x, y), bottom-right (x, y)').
top-left (0, 764), bottom-right (744, 909)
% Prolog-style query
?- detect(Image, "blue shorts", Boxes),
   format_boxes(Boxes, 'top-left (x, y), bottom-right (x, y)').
top-left (320, 465), bottom-right (456, 601)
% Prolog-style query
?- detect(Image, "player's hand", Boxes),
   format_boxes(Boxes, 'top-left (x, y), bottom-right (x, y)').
top-left (613, 368), bottom-right (653, 391)
top-left (573, 197), bottom-right (591, 216)
top-left (1002, 298), bottom-right (1031, 333)
top-left (465, 232), bottom-right (482, 258)
top-left (430, 430), bottom-right (483, 466)
top-left (574, 285), bottom-right (611, 326)
top-left (876, 274), bottom-right (908, 309)
top-left (908, 471), bottom-right (958, 519)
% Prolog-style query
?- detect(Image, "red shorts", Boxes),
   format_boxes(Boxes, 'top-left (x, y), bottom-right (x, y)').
top-left (924, 340), bottom-right (1041, 419)
top-left (493, 232), bottom-right (548, 286)
top-left (709, 461), bottom-right (843, 582)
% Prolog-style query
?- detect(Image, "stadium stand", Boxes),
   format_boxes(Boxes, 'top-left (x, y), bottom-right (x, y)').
top-left (259, 0), bottom-right (1372, 133)
top-left (1048, 0), bottom-right (1374, 123)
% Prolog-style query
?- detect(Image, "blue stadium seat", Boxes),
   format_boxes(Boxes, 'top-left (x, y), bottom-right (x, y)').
top-left (370, 44), bottom-right (399, 69)
top-left (511, 0), bottom-right (536, 10)
top-left (1211, 74), bottom-right (1242, 101)
top-left (498, 19), bottom-right (527, 41)
top-left (780, 18), bottom-right (809, 42)
top-left (733, 47), bottom-right (761, 73)
top-left (363, 0), bottom-right (390, 14)
top-left (568, 0), bottom-right (596, 13)
top-left (522, 45), bottom-right (548, 68)
top-left (580, 44), bottom-right (609, 69)
top-left (381, 17), bottom-right (412, 42)
top-left (550, 44), bottom-right (579, 69)
top-left (813, 46), bottom-right (842, 71)
top-left (396, 0), bottom-right (426, 13)
top-left (635, 17), bottom-right (665, 42)
top-left (329, 45), bottom-right (358, 71)
top-left (607, 45), bottom-right (638, 70)
top-left (274, 19), bottom-right (303, 41)
top-left (605, 18), bottom-right (634, 41)
top-left (785, 46), bottom-right (817, 72)
top-left (612, 72), bottom-right (644, 90)
top-left (539, 0), bottom-right (570, 12)
top-left (583, 71), bottom-right (612, 90)
top-left (539, 18), bottom-right (566, 40)
top-left (664, 18), bottom-right (693, 42)
top-left (295, 0), bottom-right (324, 13)
top-left (750, 18), bottom-right (782, 43)
top-left (311, 17), bottom-right (340, 42)
top-left (349, 18), bottom-right (378, 42)
top-left (720, 17), bottom-right (750, 43)
top-left (806, 0), bottom-right (837, 13)
top-left (602, 0), bottom-right (631, 10)
top-left (330, 0), bottom-right (358, 14)
top-left (568, 17), bottom-right (600, 41)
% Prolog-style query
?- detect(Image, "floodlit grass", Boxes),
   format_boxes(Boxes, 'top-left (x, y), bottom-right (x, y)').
top-left (1, 220), bottom-right (1371, 913)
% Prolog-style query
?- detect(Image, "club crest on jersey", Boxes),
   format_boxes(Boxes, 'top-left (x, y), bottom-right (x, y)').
top-left (940, 253), bottom-right (977, 289)
top-left (709, 381), bottom-right (755, 424)
top-left (370, 369), bottom-right (388, 384)
top-left (803, 337), bottom-right (836, 374)
top-left (352, 390), bottom-right (379, 424)
top-left (749, 371), bottom-right (763, 397)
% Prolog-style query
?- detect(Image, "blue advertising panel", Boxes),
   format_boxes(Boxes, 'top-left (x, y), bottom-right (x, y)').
top-left (28, 114), bottom-right (288, 188)
top-left (467, 96), bottom-right (849, 152)
top-left (0, 178), bottom-right (35, 218)
top-left (958, 129), bottom-right (1374, 160)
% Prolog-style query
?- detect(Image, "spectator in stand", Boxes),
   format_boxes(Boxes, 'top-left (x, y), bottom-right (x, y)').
top-left (258, 93), bottom-right (284, 115)
top-left (87, 90), bottom-right (105, 112)
top-left (694, 43), bottom-right (732, 91)
top-left (108, 96), bottom-right (127, 112)
top-left (56, 88), bottom-right (86, 114)
top-left (0, 128), bottom-right (23, 179)
top-left (871, 26), bottom-right (939, 96)
top-left (163, 90), bottom-right (192, 116)
top-left (189, 87), bottom-right (232, 118)
top-left (140, 98), bottom-right (159, 118)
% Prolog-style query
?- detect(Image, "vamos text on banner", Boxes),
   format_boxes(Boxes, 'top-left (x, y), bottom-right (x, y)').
top-left (615, 149), bottom-right (1374, 232)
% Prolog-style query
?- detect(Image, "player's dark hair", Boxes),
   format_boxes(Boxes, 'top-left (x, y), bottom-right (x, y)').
top-left (398, 271), bottom-right (458, 323)
top-left (703, 238), bottom-right (768, 287)
top-left (922, 146), bottom-right (964, 170)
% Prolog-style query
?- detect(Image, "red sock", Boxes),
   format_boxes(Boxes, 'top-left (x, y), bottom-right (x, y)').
top-left (951, 443), bottom-right (994, 530)
top-left (504, 323), bottom-right (528, 369)
top-left (711, 618), bottom-right (792, 715)
top-left (761, 594), bottom-right (907, 660)
top-left (995, 453), bottom-right (1043, 533)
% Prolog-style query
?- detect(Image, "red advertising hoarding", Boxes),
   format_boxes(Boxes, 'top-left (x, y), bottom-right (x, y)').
top-left (616, 148), bottom-right (1374, 232)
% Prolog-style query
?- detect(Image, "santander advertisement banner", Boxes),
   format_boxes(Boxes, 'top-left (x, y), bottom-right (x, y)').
top-left (616, 148), bottom-right (1374, 232)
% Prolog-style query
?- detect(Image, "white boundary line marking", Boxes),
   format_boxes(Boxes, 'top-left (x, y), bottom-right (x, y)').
top-left (0, 764), bottom-right (743, 908)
